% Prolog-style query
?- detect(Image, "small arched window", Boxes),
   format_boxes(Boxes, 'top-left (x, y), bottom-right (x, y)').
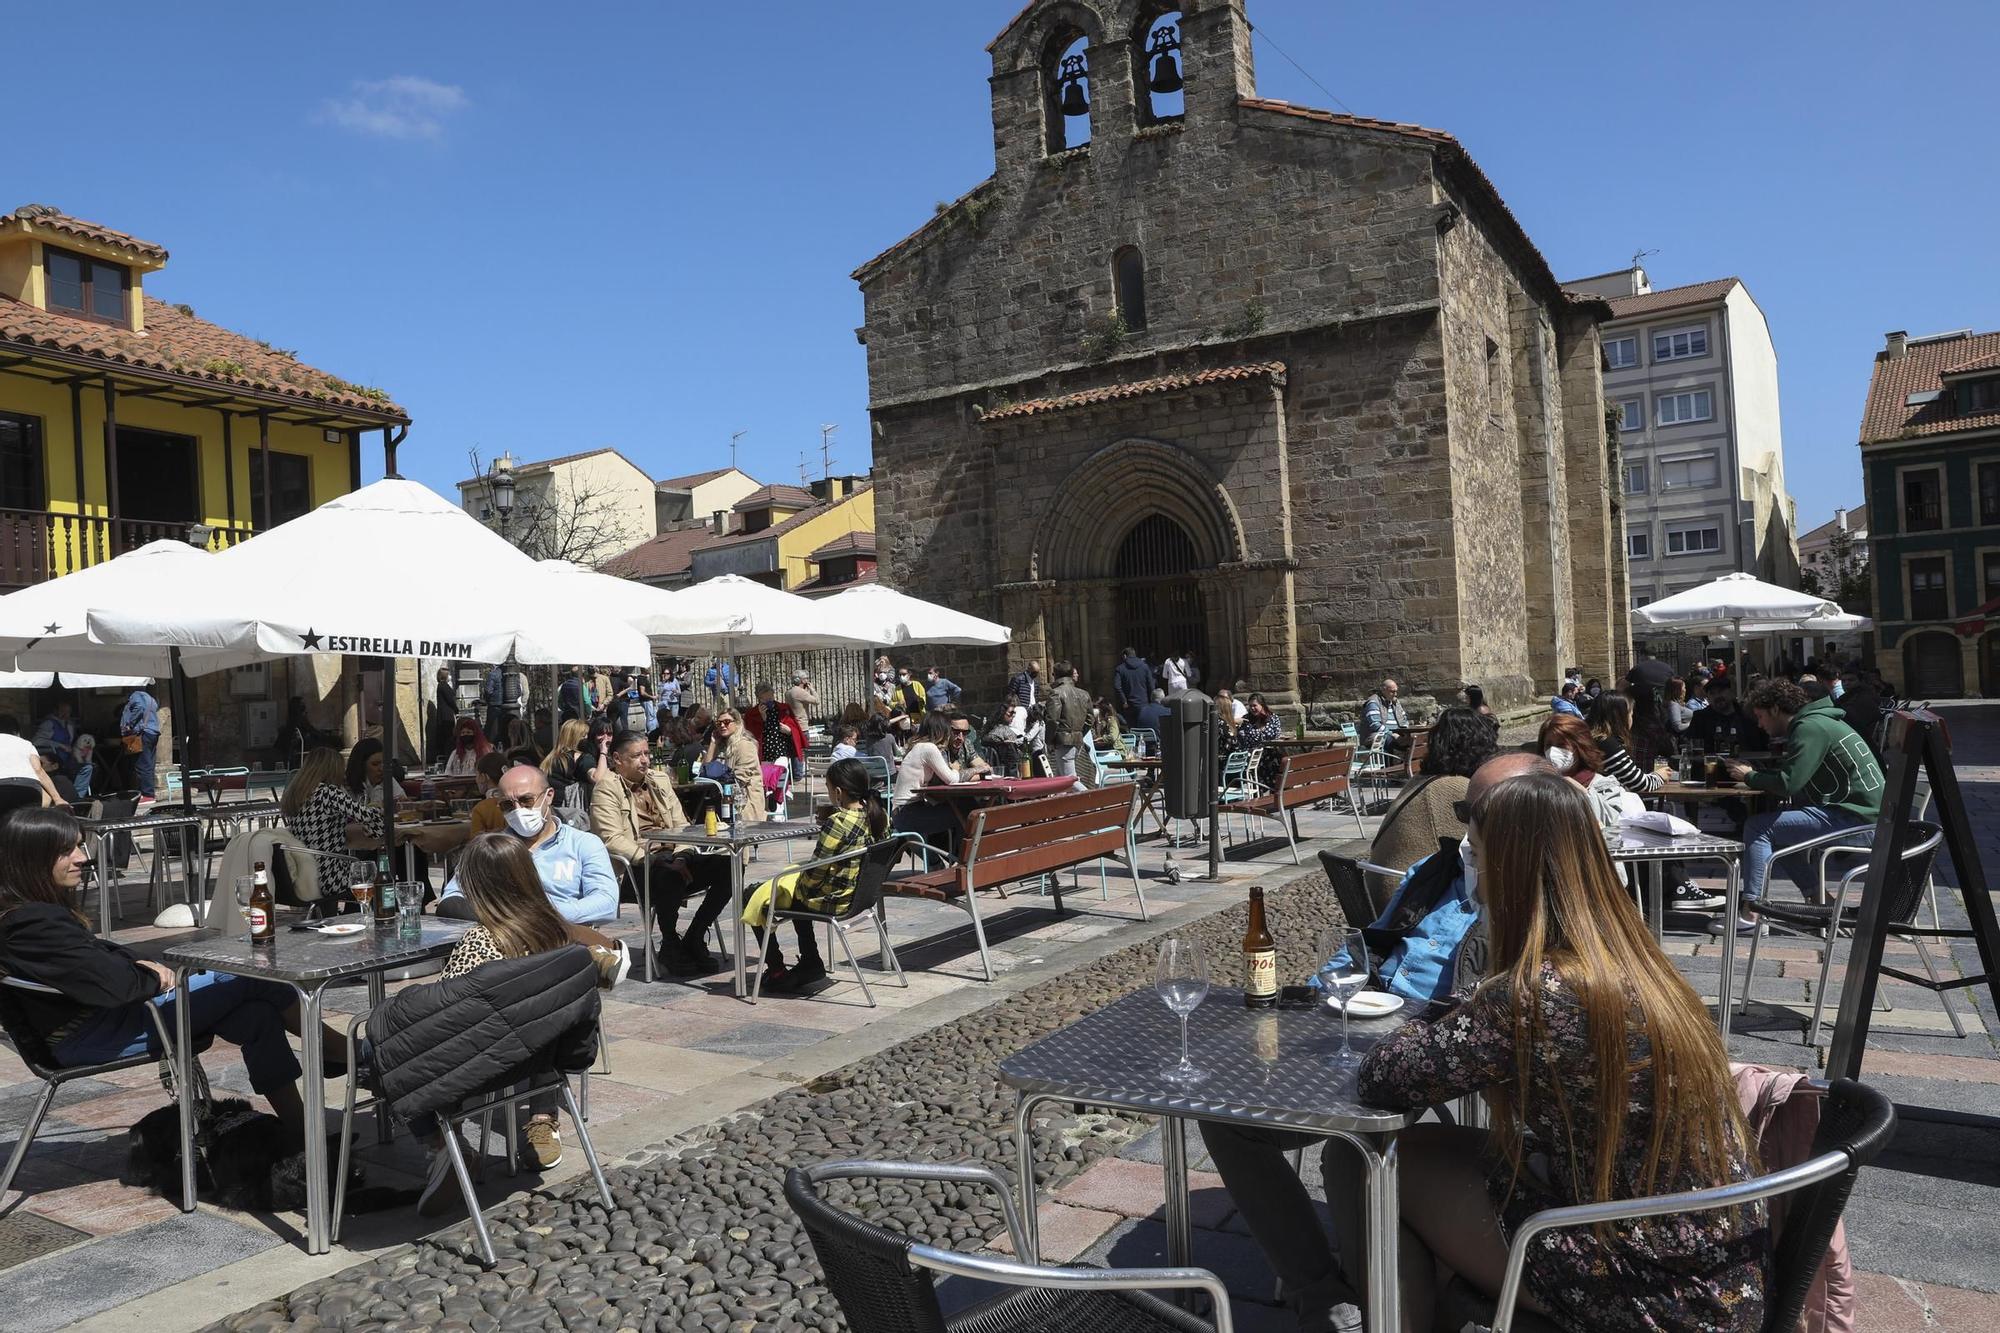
top-left (1135, 10), bottom-right (1186, 126)
top-left (1114, 246), bottom-right (1148, 332)
top-left (1045, 31), bottom-right (1093, 154)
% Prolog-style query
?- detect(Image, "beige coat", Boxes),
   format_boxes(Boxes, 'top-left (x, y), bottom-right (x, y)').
top-left (1365, 774), bottom-right (1469, 914)
top-left (590, 769), bottom-right (691, 863)
top-left (706, 727), bottom-right (768, 822)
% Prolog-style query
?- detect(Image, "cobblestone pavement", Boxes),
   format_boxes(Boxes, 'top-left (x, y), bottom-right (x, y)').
top-left (9, 712), bottom-right (2000, 1330)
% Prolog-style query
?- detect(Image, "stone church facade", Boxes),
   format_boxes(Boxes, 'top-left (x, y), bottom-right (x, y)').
top-left (854, 0), bottom-right (1629, 715)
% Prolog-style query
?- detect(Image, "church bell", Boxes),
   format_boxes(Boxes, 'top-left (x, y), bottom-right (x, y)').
top-left (1148, 26), bottom-right (1184, 95)
top-left (1058, 53), bottom-right (1090, 116)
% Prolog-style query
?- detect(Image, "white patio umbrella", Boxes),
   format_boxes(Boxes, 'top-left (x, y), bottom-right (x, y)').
top-left (1636, 572), bottom-right (1836, 630)
top-left (0, 540), bottom-right (263, 677)
top-left (643, 574), bottom-right (866, 654)
top-left (0, 670), bottom-right (152, 689)
top-left (818, 582), bottom-right (1013, 648)
top-left (537, 560), bottom-right (752, 645)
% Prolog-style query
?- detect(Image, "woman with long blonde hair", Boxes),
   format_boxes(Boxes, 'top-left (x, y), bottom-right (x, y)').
top-left (1348, 771), bottom-right (1766, 1332)
top-left (280, 745), bottom-right (384, 865)
top-left (542, 720), bottom-right (588, 780)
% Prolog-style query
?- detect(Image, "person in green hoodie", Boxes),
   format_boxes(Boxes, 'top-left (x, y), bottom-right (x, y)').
top-left (1714, 677), bottom-right (1884, 936)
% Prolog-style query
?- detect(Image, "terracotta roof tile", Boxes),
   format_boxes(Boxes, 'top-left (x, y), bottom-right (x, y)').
top-left (1603, 277), bottom-right (1741, 320)
top-left (734, 483), bottom-right (817, 511)
top-left (0, 291), bottom-right (406, 420)
top-left (600, 524), bottom-right (721, 583)
top-left (809, 530), bottom-right (876, 561)
top-left (657, 467), bottom-right (736, 491)
top-left (1944, 349), bottom-right (2000, 377)
top-left (2, 205), bottom-right (168, 262)
top-left (1861, 330), bottom-right (2000, 445)
top-left (980, 362), bottom-right (1287, 423)
top-left (1797, 504), bottom-right (1867, 546)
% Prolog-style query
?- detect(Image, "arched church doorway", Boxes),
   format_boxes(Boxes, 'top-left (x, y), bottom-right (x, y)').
top-left (1113, 513), bottom-right (1208, 670)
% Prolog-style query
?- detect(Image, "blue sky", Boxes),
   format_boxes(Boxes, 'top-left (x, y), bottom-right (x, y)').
top-left (11, 1), bottom-right (1996, 533)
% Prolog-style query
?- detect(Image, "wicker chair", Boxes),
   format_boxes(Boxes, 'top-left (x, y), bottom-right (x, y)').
top-left (785, 1159), bottom-right (1231, 1333)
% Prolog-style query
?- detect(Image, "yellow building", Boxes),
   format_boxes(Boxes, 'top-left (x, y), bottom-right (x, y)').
top-left (687, 477), bottom-right (875, 591)
top-left (0, 204), bottom-right (410, 759)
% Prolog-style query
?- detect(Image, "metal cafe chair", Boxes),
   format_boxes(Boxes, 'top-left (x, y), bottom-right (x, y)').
top-left (0, 976), bottom-right (211, 1210)
top-left (748, 836), bottom-right (914, 1008)
top-left (786, 1158), bottom-right (1233, 1333)
top-left (1453, 1078), bottom-right (1895, 1333)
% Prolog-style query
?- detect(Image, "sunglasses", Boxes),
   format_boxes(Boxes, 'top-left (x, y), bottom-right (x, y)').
top-left (1452, 800), bottom-right (1472, 824)
top-left (495, 792), bottom-right (547, 811)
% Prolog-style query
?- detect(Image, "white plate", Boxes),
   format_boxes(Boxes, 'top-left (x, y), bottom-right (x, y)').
top-left (313, 922), bottom-right (367, 936)
top-left (1340, 990), bottom-right (1405, 1019)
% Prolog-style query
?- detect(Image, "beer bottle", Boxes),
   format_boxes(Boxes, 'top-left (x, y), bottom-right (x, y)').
top-left (720, 777), bottom-right (735, 829)
top-left (248, 860), bottom-right (276, 945)
top-left (373, 851), bottom-right (397, 925)
top-left (1242, 886), bottom-right (1277, 1008)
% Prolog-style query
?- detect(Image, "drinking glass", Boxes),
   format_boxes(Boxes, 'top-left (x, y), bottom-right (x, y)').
top-left (397, 892), bottom-right (424, 940)
top-left (234, 874), bottom-right (257, 938)
top-left (1154, 936), bottom-right (1209, 1086)
top-left (348, 861), bottom-right (375, 915)
top-left (1315, 927), bottom-right (1371, 1070)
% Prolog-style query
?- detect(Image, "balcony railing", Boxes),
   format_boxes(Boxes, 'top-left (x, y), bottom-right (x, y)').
top-left (1904, 501), bottom-right (1942, 531)
top-left (0, 509), bottom-right (256, 589)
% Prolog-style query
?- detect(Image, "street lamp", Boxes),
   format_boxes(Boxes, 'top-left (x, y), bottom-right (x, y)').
top-left (490, 454), bottom-right (517, 542)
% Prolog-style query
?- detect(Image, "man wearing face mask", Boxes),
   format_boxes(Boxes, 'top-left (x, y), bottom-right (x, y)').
top-left (1212, 750), bottom-right (1554, 1333)
top-left (437, 764), bottom-right (619, 926)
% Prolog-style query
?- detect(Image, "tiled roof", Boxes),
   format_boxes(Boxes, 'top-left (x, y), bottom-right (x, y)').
top-left (599, 523), bottom-right (721, 583)
top-left (809, 530), bottom-right (876, 561)
top-left (1861, 330), bottom-right (2000, 445)
top-left (734, 483), bottom-right (817, 511)
top-left (657, 467), bottom-right (735, 491)
top-left (1944, 349), bottom-right (2000, 377)
top-left (1603, 277), bottom-right (1741, 321)
top-left (455, 447), bottom-right (651, 489)
top-left (1, 205), bottom-right (168, 262)
top-left (0, 291), bottom-right (406, 420)
top-left (979, 362), bottom-right (1287, 423)
top-left (1798, 505), bottom-right (1867, 546)
top-left (708, 483), bottom-right (874, 551)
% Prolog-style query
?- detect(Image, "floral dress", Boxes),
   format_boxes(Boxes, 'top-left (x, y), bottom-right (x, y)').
top-left (1357, 965), bottom-right (1769, 1332)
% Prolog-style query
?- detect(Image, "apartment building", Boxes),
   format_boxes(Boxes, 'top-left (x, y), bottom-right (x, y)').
top-left (1563, 268), bottom-right (1799, 622)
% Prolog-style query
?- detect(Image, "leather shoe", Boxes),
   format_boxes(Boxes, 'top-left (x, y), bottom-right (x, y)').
top-left (679, 938), bottom-right (723, 975)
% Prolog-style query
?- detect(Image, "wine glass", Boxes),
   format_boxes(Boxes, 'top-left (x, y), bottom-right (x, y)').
top-left (1315, 927), bottom-right (1371, 1070)
top-left (348, 860), bottom-right (375, 916)
top-left (1154, 936), bottom-right (1209, 1087)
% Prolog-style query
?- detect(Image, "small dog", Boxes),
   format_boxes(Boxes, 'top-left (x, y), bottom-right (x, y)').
top-left (124, 1099), bottom-right (416, 1214)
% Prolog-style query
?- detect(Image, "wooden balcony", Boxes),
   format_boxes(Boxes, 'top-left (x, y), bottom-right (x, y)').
top-left (0, 509), bottom-right (256, 590)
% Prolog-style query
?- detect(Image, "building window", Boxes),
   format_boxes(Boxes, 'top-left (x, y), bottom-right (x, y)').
top-left (1624, 462), bottom-right (1648, 495)
top-left (1979, 462), bottom-right (2000, 526)
top-left (43, 246), bottom-right (129, 323)
top-left (1656, 389), bottom-right (1714, 426)
top-left (1134, 10), bottom-right (1185, 126)
top-left (1046, 30), bottom-right (1093, 154)
top-left (1627, 531), bottom-right (1652, 560)
top-left (1114, 246), bottom-right (1148, 331)
top-left (1652, 325), bottom-right (1709, 361)
top-left (248, 451), bottom-right (313, 528)
top-left (1902, 469), bottom-right (1943, 532)
top-left (1632, 593), bottom-right (1653, 610)
top-left (1619, 398), bottom-right (1644, 432)
top-left (1908, 555), bottom-right (1949, 620)
top-left (1665, 522), bottom-right (1722, 555)
top-left (0, 412), bottom-right (47, 511)
top-left (1659, 452), bottom-right (1721, 490)
top-left (1983, 551), bottom-right (2000, 606)
top-left (1604, 336), bottom-right (1638, 370)
top-left (1958, 377), bottom-right (2000, 416)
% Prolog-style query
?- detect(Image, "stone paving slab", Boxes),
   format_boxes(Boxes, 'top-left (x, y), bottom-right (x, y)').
top-left (0, 1209), bottom-right (281, 1333)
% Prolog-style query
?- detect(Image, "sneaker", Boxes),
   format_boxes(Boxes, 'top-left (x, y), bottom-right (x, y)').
top-left (418, 1131), bottom-right (470, 1218)
top-left (1670, 880), bottom-right (1727, 911)
top-left (591, 941), bottom-right (630, 990)
top-left (1707, 916), bottom-right (1761, 936)
top-left (523, 1116), bottom-right (563, 1170)
top-left (759, 960), bottom-right (791, 992)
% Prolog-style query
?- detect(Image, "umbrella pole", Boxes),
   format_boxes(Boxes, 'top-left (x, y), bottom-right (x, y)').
top-left (382, 657), bottom-right (399, 878)
top-left (169, 647), bottom-right (197, 806)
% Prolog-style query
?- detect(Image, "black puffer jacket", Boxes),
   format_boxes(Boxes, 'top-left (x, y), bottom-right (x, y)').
top-left (366, 945), bottom-right (599, 1124)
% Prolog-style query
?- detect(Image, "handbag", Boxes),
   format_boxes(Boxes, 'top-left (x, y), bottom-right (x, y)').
top-left (121, 734), bottom-right (145, 754)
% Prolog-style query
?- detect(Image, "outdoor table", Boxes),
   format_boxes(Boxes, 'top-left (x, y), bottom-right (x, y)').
top-left (920, 774), bottom-right (1076, 836)
top-left (641, 819), bottom-right (820, 993)
top-left (196, 798), bottom-right (283, 831)
top-left (1609, 825), bottom-right (1747, 1038)
top-left (1001, 987), bottom-right (1420, 1333)
top-left (351, 817), bottom-right (474, 882)
top-left (79, 807), bottom-right (204, 931)
top-left (162, 916), bottom-right (473, 1254)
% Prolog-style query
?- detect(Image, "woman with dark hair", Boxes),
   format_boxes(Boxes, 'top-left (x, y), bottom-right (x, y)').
top-left (0, 807), bottom-right (336, 1135)
top-left (1665, 676), bottom-right (1695, 733)
top-left (441, 716), bottom-right (493, 778)
top-left (1536, 712), bottom-right (1606, 785)
top-left (1459, 684), bottom-right (1493, 719)
top-left (343, 738), bottom-right (411, 804)
top-left (891, 714), bottom-right (963, 853)
top-left (744, 757), bottom-right (890, 993)
top-left (1364, 706), bottom-right (1498, 910)
top-left (1625, 681), bottom-right (1678, 771)
top-left (1340, 772), bottom-right (1765, 1331)
top-left (282, 746), bottom-right (384, 866)
top-left (1586, 693), bottom-right (1662, 794)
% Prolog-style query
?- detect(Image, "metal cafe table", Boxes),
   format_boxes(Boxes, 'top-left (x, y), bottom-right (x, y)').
top-left (1001, 987), bottom-right (1420, 1333)
top-left (162, 917), bottom-right (473, 1253)
top-left (78, 806), bottom-right (205, 930)
top-left (1608, 824), bottom-right (1747, 1038)
top-left (641, 819), bottom-right (820, 992)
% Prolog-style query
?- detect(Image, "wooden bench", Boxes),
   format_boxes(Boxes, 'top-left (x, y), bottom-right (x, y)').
top-left (886, 783), bottom-right (1147, 981)
top-left (1234, 745), bottom-right (1361, 861)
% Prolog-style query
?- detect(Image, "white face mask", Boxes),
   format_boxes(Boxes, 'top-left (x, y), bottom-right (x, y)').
top-left (1459, 837), bottom-right (1480, 899)
top-left (504, 803), bottom-right (546, 839)
top-left (1830, 679), bottom-right (1845, 700)
top-left (1545, 746), bottom-right (1576, 773)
